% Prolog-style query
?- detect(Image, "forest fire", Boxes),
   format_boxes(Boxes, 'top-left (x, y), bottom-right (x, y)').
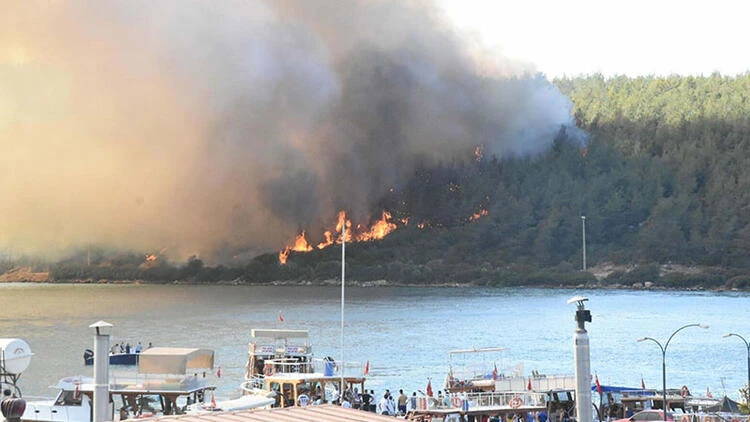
top-left (278, 207), bottom-right (490, 264)
top-left (280, 211), bottom-right (392, 264)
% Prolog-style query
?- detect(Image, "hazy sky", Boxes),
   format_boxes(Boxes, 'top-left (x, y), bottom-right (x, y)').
top-left (439, 0), bottom-right (749, 78)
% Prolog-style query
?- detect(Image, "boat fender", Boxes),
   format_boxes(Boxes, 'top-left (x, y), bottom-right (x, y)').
top-left (450, 396), bottom-right (462, 408)
top-left (680, 385), bottom-right (690, 397)
top-left (263, 364), bottom-right (274, 377)
top-left (509, 396), bottom-right (523, 408)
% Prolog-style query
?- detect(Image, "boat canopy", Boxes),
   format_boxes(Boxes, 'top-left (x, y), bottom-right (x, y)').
top-left (138, 347), bottom-right (214, 374)
top-left (251, 329), bottom-right (309, 340)
top-left (592, 385), bottom-right (654, 393)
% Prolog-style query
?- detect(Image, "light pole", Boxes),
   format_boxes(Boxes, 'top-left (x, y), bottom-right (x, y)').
top-left (722, 333), bottom-right (750, 403)
top-left (581, 216), bottom-right (587, 271)
top-left (638, 323), bottom-right (709, 422)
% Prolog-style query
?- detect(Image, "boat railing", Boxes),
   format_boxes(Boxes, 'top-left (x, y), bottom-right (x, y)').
top-left (419, 391), bottom-right (548, 411)
top-left (495, 374), bottom-right (577, 392)
top-left (109, 372), bottom-right (213, 392)
top-left (262, 357), bottom-right (364, 377)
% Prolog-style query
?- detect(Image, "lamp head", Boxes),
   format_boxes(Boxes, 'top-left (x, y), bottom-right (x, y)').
top-left (722, 333), bottom-right (732, 338)
top-left (637, 337), bottom-right (647, 342)
top-left (698, 324), bottom-right (709, 329)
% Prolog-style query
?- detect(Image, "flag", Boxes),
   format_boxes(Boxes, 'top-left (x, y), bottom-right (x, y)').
top-left (595, 374), bottom-right (602, 394)
top-left (278, 311), bottom-right (284, 322)
top-left (426, 379), bottom-right (433, 397)
top-left (706, 386), bottom-right (712, 399)
top-left (364, 360), bottom-right (370, 376)
top-left (211, 391), bottom-right (217, 408)
top-left (641, 376), bottom-right (646, 390)
top-left (527, 378), bottom-right (532, 391)
top-left (492, 363), bottom-right (498, 381)
top-left (216, 366), bottom-right (221, 378)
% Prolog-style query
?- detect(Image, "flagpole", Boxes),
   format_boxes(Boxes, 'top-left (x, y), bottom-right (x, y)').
top-left (340, 212), bottom-right (346, 403)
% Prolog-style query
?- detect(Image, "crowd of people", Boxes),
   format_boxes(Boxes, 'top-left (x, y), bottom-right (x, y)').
top-left (110, 341), bottom-right (152, 354)
top-left (294, 387), bottom-right (414, 416)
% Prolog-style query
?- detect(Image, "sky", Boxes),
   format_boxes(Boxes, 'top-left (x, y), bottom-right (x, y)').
top-left (439, 0), bottom-right (749, 78)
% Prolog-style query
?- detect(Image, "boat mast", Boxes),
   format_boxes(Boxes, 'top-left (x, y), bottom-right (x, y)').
top-left (340, 211), bottom-right (346, 400)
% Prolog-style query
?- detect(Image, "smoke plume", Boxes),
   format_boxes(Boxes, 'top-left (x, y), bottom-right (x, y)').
top-left (0, 0), bottom-right (576, 261)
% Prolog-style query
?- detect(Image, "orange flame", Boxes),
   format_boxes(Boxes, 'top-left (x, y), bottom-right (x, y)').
top-left (317, 230), bottom-right (334, 249)
top-left (278, 247), bottom-right (290, 265)
top-left (469, 209), bottom-right (488, 221)
top-left (474, 145), bottom-right (483, 162)
top-left (291, 231), bottom-right (313, 252)
top-left (356, 211), bottom-right (397, 242)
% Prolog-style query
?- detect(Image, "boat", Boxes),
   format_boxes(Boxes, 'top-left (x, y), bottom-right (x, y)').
top-left (241, 328), bottom-right (367, 408)
top-left (408, 347), bottom-right (576, 422)
top-left (185, 392), bottom-right (275, 414)
top-left (23, 347), bottom-right (219, 421)
top-left (83, 341), bottom-right (145, 366)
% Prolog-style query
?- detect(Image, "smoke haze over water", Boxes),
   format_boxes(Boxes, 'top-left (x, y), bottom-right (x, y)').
top-left (1, 0), bottom-right (577, 261)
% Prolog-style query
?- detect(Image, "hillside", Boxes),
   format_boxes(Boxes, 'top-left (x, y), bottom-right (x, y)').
top-left (6, 74), bottom-right (750, 290)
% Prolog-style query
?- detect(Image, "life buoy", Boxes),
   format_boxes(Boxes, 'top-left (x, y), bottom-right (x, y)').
top-left (509, 396), bottom-right (523, 408)
top-left (263, 363), bottom-right (274, 376)
top-left (450, 396), bottom-right (462, 408)
top-left (680, 385), bottom-right (690, 397)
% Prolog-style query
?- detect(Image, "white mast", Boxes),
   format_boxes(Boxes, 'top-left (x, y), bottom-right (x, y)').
top-left (340, 212), bottom-right (346, 401)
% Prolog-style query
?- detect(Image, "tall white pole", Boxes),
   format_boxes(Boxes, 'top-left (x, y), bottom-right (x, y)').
top-left (340, 213), bottom-right (346, 402)
top-left (569, 297), bottom-right (592, 422)
top-left (581, 216), bottom-right (587, 271)
top-left (90, 321), bottom-right (112, 422)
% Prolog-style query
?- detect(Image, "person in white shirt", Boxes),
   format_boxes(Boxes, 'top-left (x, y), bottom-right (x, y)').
top-left (297, 392), bottom-right (310, 407)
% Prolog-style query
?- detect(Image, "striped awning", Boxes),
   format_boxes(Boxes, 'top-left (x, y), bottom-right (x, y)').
top-left (144, 404), bottom-right (397, 422)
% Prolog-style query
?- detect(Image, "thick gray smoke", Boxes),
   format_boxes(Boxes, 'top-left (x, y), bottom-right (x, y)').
top-left (0, 0), bottom-right (576, 261)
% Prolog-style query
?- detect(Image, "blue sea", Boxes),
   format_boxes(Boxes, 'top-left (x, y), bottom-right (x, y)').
top-left (0, 284), bottom-right (747, 401)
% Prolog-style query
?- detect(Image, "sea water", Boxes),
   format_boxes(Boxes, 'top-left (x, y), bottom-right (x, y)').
top-left (0, 283), bottom-right (747, 401)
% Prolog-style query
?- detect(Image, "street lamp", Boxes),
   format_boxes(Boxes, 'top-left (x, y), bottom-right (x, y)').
top-left (638, 323), bottom-right (709, 422)
top-left (89, 321), bottom-right (113, 422)
top-left (722, 333), bottom-right (750, 403)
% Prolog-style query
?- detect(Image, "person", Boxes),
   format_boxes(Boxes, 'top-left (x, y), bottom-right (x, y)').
top-left (378, 393), bottom-right (393, 415)
top-left (135, 342), bottom-right (143, 353)
top-left (410, 391), bottom-right (417, 411)
top-left (330, 386), bottom-right (340, 405)
top-left (361, 389), bottom-right (372, 412)
top-left (398, 389), bottom-right (408, 415)
top-left (119, 343), bottom-right (125, 353)
top-left (388, 393), bottom-right (396, 415)
top-left (352, 387), bottom-right (362, 409)
top-left (111, 343), bottom-right (119, 354)
top-left (313, 395), bottom-right (322, 406)
top-left (297, 392), bottom-right (310, 407)
top-left (147, 342), bottom-right (153, 349)
top-left (538, 410), bottom-right (548, 422)
top-left (341, 397), bottom-right (351, 408)
top-left (125, 343), bottom-right (131, 354)
top-left (369, 390), bottom-right (377, 412)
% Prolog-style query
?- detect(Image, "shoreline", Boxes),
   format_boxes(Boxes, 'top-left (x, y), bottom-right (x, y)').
top-left (0, 277), bottom-right (746, 292)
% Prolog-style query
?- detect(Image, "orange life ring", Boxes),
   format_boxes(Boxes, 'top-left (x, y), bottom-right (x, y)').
top-left (263, 363), bottom-right (274, 376)
top-left (450, 396), bottom-right (462, 408)
top-left (509, 396), bottom-right (523, 408)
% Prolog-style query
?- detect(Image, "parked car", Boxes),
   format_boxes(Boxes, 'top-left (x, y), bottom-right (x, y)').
top-left (614, 410), bottom-right (675, 422)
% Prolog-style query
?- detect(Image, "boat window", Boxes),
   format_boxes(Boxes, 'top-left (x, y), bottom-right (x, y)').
top-left (55, 391), bottom-right (82, 406)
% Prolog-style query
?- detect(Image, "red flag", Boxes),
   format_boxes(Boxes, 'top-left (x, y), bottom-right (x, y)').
top-left (426, 379), bottom-right (433, 397)
top-left (492, 363), bottom-right (498, 381)
top-left (216, 366), bottom-right (221, 378)
top-left (211, 391), bottom-right (217, 408)
top-left (706, 386), bottom-right (712, 399)
top-left (364, 360), bottom-right (370, 376)
top-left (595, 374), bottom-right (602, 394)
top-left (278, 312), bottom-right (284, 322)
top-left (527, 378), bottom-right (532, 391)
top-left (641, 377), bottom-right (646, 390)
